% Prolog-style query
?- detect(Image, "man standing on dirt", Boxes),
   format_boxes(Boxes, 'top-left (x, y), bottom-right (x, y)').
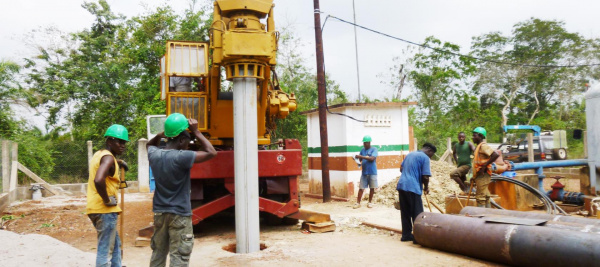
top-left (472, 127), bottom-right (499, 208)
top-left (354, 135), bottom-right (378, 209)
top-left (147, 113), bottom-right (217, 266)
top-left (86, 124), bottom-right (129, 267)
top-left (450, 132), bottom-right (475, 193)
top-left (396, 143), bottom-right (436, 243)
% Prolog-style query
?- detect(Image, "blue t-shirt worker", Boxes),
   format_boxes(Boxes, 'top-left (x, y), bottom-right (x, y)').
top-left (396, 143), bottom-right (436, 243)
top-left (353, 135), bottom-right (378, 209)
top-left (146, 113), bottom-right (217, 267)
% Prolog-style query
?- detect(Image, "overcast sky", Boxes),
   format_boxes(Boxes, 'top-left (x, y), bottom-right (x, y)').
top-left (1, 0), bottom-right (599, 126)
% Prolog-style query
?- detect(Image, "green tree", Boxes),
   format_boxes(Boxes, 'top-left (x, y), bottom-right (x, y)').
top-left (471, 18), bottom-right (594, 127)
top-left (272, 25), bottom-right (347, 161)
top-left (21, 0), bottom-right (212, 181)
top-left (0, 60), bottom-right (21, 138)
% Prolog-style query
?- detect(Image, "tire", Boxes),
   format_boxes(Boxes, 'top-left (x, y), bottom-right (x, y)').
top-left (553, 148), bottom-right (567, 160)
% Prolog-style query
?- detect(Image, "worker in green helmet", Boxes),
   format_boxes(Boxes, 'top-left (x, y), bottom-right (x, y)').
top-left (146, 113), bottom-right (217, 266)
top-left (353, 135), bottom-right (378, 209)
top-left (86, 124), bottom-right (129, 267)
top-left (472, 127), bottom-right (499, 208)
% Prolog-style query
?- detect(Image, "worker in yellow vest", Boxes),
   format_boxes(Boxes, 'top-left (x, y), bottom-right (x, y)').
top-left (86, 124), bottom-right (129, 267)
top-left (472, 127), bottom-right (499, 208)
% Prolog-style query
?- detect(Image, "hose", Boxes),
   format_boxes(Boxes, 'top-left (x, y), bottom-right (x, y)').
top-left (491, 174), bottom-right (568, 215)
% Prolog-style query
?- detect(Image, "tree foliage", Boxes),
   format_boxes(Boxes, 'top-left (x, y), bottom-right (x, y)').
top-left (388, 18), bottom-right (598, 156)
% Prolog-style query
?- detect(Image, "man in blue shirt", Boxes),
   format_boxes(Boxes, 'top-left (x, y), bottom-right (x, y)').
top-left (396, 143), bottom-right (437, 242)
top-left (353, 135), bottom-right (378, 209)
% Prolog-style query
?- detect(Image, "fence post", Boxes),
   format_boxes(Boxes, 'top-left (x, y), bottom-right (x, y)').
top-left (2, 140), bottom-right (9, 193)
top-left (87, 140), bottom-right (93, 166)
top-left (9, 143), bottom-right (18, 191)
top-left (138, 139), bottom-right (150, 193)
top-left (527, 133), bottom-right (534, 162)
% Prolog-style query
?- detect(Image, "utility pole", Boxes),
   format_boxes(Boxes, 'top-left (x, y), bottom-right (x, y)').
top-left (352, 0), bottom-right (361, 102)
top-left (313, 0), bottom-right (331, 202)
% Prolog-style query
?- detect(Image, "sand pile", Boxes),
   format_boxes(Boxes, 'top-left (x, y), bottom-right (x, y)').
top-left (0, 230), bottom-right (95, 266)
top-left (368, 160), bottom-right (463, 210)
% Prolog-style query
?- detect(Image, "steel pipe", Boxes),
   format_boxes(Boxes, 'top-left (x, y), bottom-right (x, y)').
top-left (460, 206), bottom-right (600, 226)
top-left (414, 212), bottom-right (600, 267)
top-left (511, 159), bottom-right (588, 192)
top-left (233, 77), bottom-right (260, 253)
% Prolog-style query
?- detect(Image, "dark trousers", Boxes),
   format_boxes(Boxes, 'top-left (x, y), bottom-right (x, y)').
top-left (398, 190), bottom-right (424, 240)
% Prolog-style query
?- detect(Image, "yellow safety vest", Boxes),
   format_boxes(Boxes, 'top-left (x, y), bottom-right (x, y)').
top-left (86, 149), bottom-right (121, 214)
top-left (473, 142), bottom-right (492, 176)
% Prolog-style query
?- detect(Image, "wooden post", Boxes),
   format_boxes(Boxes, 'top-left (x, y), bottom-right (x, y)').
top-left (87, 141), bottom-right (93, 166)
top-left (527, 133), bottom-right (534, 162)
top-left (447, 137), bottom-right (452, 151)
top-left (414, 138), bottom-right (418, 152)
top-left (2, 140), bottom-right (9, 193)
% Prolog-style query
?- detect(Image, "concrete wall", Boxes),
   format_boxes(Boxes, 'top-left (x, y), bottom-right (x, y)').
top-left (306, 103), bottom-right (413, 198)
top-left (0, 181), bottom-right (141, 213)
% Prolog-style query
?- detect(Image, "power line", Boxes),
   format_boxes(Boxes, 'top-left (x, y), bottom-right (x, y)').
top-left (326, 15), bottom-right (600, 69)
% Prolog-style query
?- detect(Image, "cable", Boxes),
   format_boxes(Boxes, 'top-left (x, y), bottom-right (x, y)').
top-left (320, 15), bottom-right (367, 123)
top-left (491, 174), bottom-right (568, 215)
top-left (325, 15), bottom-right (600, 69)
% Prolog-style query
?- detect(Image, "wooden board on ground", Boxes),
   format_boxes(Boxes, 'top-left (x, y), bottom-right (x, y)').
top-left (302, 221), bottom-right (336, 233)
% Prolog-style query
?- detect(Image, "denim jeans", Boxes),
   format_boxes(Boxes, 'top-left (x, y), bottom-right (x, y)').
top-left (150, 213), bottom-right (194, 267)
top-left (88, 213), bottom-right (121, 267)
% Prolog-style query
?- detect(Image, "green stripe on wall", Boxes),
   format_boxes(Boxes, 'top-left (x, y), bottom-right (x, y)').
top-left (308, 144), bottom-right (409, 153)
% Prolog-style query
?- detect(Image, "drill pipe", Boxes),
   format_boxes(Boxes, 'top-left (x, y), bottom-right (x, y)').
top-left (414, 212), bottom-right (600, 267)
top-left (460, 206), bottom-right (600, 226)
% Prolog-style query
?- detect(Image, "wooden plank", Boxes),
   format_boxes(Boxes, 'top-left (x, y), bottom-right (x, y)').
top-left (16, 162), bottom-right (60, 195)
top-left (301, 221), bottom-right (336, 233)
top-left (361, 221), bottom-right (402, 234)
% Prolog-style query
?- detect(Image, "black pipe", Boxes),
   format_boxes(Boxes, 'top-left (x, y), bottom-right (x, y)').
top-left (414, 212), bottom-right (600, 267)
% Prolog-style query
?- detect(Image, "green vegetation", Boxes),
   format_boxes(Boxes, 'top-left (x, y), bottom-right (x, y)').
top-left (391, 18), bottom-right (598, 157)
top-left (1, 1), bottom-right (598, 185)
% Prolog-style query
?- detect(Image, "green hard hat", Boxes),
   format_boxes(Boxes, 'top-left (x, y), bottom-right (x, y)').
top-left (362, 135), bottom-right (372, 142)
top-left (164, 113), bottom-right (189, 137)
top-left (104, 124), bottom-right (129, 142)
top-left (472, 127), bottom-right (487, 138)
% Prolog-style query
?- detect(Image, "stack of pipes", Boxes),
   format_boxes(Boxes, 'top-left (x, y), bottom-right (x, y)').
top-left (414, 208), bottom-right (600, 267)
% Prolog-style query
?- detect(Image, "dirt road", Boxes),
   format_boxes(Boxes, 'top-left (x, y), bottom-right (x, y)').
top-left (1, 193), bottom-right (498, 266)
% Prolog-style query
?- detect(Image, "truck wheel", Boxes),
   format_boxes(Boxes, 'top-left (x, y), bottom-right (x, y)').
top-left (553, 148), bottom-right (567, 160)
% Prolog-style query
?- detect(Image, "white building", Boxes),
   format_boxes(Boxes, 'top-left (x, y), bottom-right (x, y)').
top-left (303, 102), bottom-right (416, 198)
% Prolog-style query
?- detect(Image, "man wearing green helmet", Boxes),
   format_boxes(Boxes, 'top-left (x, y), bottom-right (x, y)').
top-left (353, 135), bottom-right (378, 209)
top-left (146, 113), bottom-right (217, 266)
top-left (472, 127), bottom-right (499, 208)
top-left (86, 124), bottom-right (129, 267)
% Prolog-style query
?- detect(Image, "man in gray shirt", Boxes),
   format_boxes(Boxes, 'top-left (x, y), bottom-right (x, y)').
top-left (147, 113), bottom-right (217, 266)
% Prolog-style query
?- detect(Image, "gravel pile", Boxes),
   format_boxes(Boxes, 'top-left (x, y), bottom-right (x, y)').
top-left (366, 160), bottom-right (463, 210)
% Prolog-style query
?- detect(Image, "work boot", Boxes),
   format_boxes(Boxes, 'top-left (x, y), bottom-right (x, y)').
top-left (367, 202), bottom-right (374, 208)
top-left (353, 203), bottom-right (361, 209)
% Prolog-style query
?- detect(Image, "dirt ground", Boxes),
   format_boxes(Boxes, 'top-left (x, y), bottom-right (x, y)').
top-left (0, 191), bottom-right (500, 267)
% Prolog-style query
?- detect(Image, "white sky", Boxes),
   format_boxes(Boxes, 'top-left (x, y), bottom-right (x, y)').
top-left (1, 0), bottom-right (599, 127)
